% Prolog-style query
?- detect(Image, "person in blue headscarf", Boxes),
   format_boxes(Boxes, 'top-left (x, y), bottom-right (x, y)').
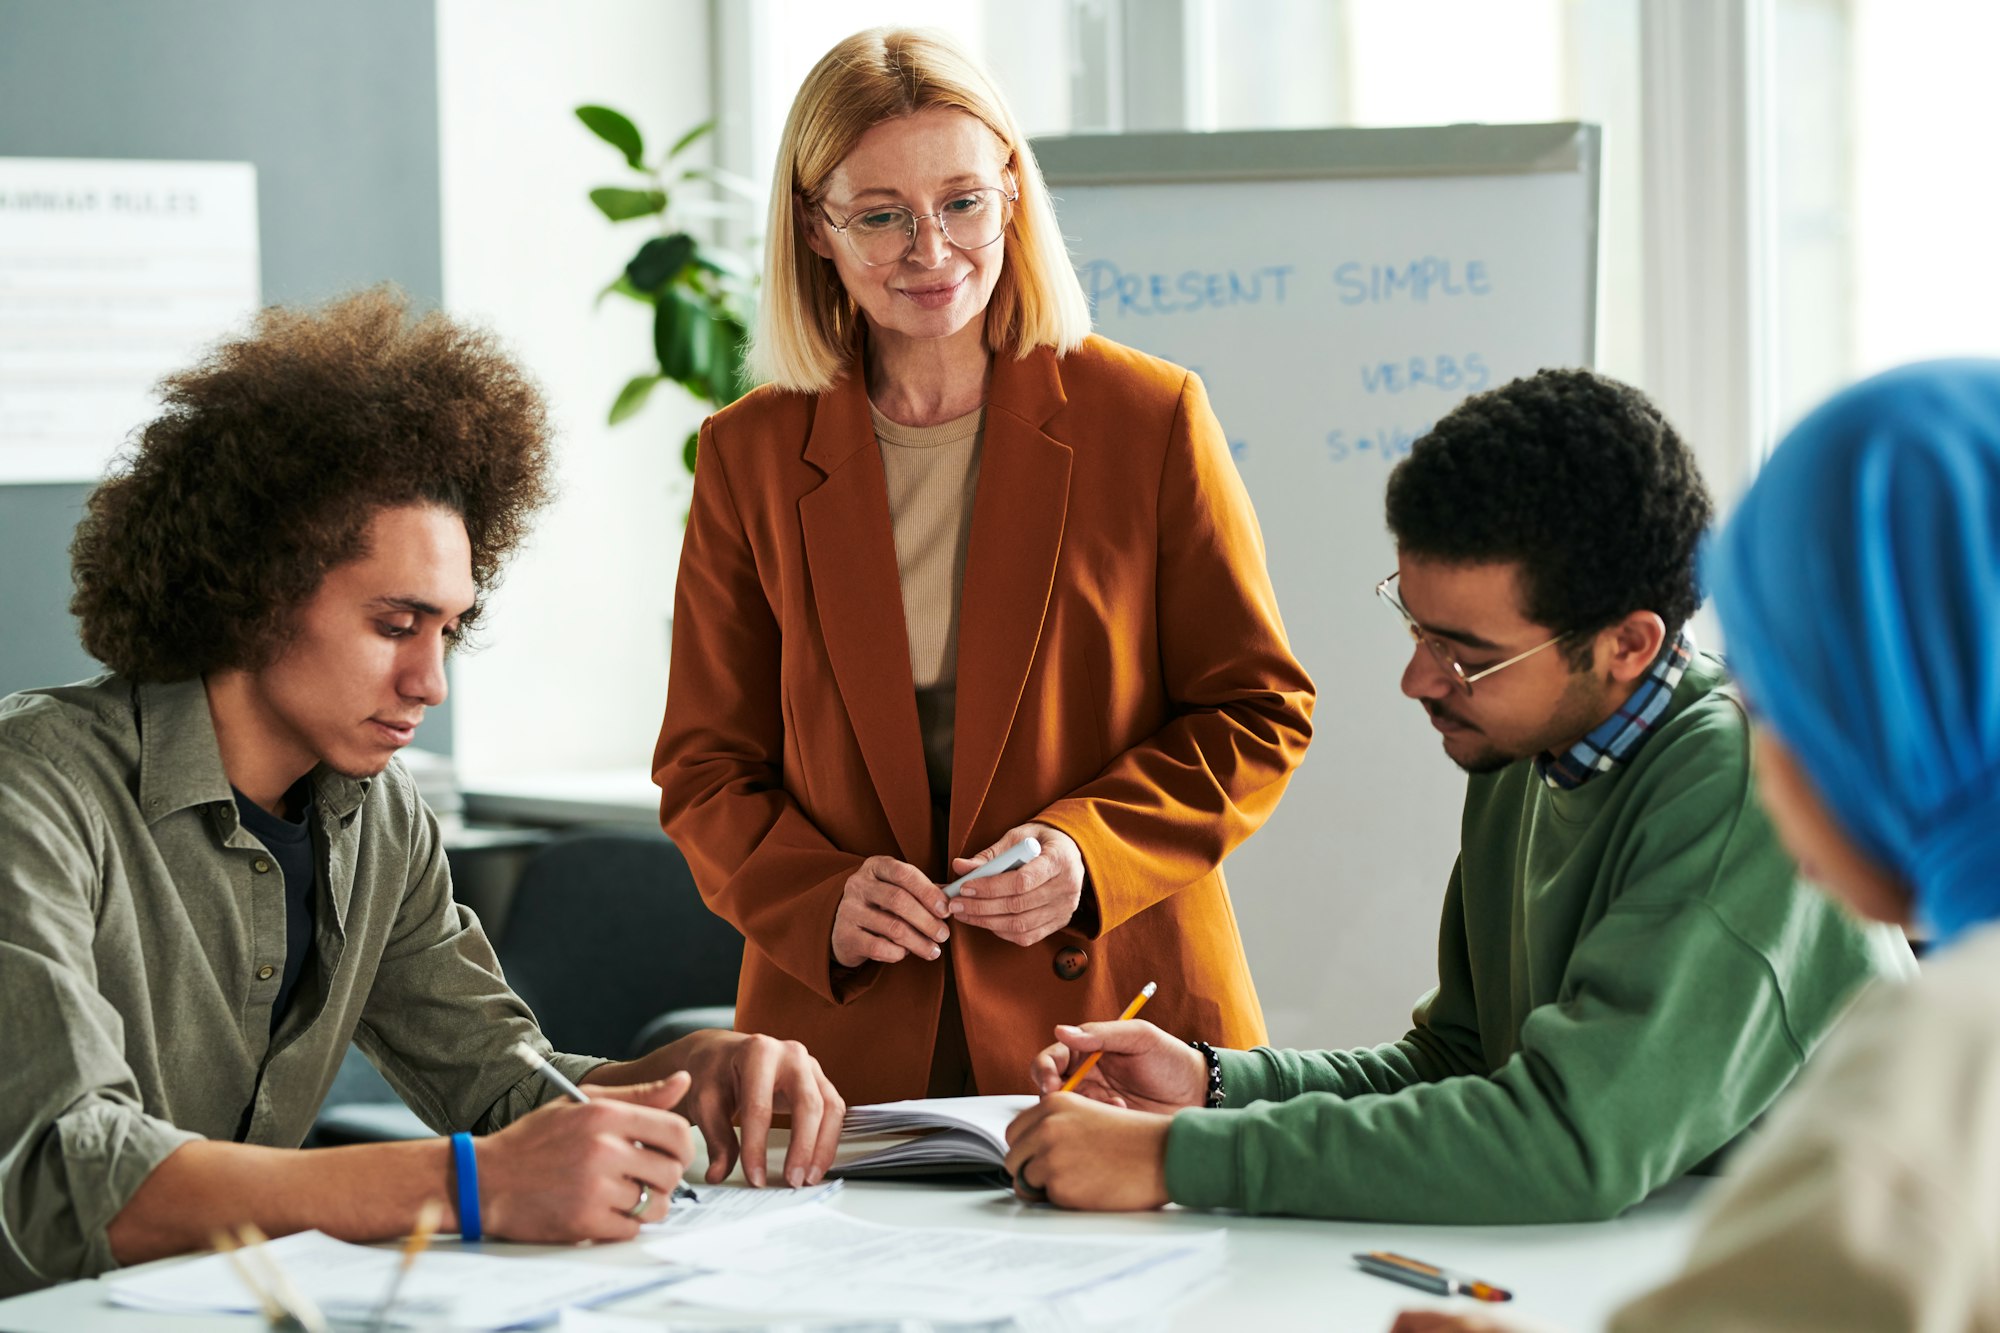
top-left (1390, 358), bottom-right (2000, 1333)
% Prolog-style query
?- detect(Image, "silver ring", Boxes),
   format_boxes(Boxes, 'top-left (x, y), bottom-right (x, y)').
top-left (625, 1181), bottom-right (652, 1220)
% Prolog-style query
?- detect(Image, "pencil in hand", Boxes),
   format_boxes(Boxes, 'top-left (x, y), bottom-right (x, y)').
top-left (1057, 981), bottom-right (1157, 1093)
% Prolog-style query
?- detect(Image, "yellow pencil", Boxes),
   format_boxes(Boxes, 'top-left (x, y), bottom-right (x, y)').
top-left (368, 1199), bottom-right (446, 1333)
top-left (1057, 981), bottom-right (1156, 1093)
top-left (210, 1230), bottom-right (285, 1325)
top-left (235, 1225), bottom-right (328, 1333)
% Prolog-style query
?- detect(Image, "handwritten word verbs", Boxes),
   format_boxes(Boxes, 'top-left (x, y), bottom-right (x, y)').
top-left (1360, 354), bottom-right (1491, 395)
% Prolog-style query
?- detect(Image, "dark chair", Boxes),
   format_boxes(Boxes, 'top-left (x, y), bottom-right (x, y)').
top-left (497, 826), bottom-right (743, 1060)
top-left (310, 826), bottom-right (742, 1145)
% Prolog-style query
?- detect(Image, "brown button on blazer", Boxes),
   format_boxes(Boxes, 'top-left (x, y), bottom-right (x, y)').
top-left (654, 334), bottom-right (1315, 1105)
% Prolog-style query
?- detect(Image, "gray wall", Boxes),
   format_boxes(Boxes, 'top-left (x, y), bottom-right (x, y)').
top-left (0, 0), bottom-right (453, 748)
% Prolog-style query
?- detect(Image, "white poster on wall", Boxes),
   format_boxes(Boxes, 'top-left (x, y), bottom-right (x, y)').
top-left (0, 157), bottom-right (260, 484)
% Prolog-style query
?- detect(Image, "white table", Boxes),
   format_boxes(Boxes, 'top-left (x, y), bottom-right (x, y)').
top-left (0, 1170), bottom-right (1703, 1331)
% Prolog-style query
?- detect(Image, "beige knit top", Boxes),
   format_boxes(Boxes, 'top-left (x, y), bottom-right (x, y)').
top-left (871, 401), bottom-right (985, 807)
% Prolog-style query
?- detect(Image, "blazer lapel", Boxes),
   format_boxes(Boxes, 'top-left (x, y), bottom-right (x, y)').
top-left (799, 372), bottom-right (934, 870)
top-left (950, 347), bottom-right (1072, 855)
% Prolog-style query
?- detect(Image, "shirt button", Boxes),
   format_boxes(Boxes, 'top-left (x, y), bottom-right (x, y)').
top-left (257, 965), bottom-right (275, 980)
top-left (1052, 946), bottom-right (1089, 981)
top-left (253, 858), bottom-right (271, 873)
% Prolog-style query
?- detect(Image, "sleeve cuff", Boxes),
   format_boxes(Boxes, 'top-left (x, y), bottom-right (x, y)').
top-left (1217, 1046), bottom-right (1280, 1107)
top-left (56, 1099), bottom-right (203, 1278)
top-left (478, 1050), bottom-right (614, 1130)
top-left (1164, 1107), bottom-right (1242, 1211)
top-left (545, 1052), bottom-right (612, 1096)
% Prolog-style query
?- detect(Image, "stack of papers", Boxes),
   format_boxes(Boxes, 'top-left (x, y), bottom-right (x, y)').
top-left (102, 1231), bottom-right (672, 1329)
top-left (833, 1095), bottom-right (1036, 1179)
top-left (563, 1311), bottom-right (1100, 1332)
top-left (645, 1180), bottom-right (844, 1231)
top-left (643, 1205), bottom-right (1224, 1324)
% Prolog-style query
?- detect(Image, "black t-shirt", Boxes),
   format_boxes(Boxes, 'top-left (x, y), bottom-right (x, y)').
top-left (231, 776), bottom-right (318, 1033)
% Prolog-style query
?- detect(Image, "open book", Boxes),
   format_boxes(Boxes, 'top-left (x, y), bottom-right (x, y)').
top-left (829, 1094), bottom-right (1037, 1181)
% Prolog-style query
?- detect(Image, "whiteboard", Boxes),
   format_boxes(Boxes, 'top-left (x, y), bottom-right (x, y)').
top-left (1036, 124), bottom-right (1599, 1048)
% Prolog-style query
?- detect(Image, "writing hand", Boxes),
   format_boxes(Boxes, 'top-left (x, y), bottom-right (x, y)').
top-left (1029, 1018), bottom-right (1206, 1112)
top-left (480, 1073), bottom-right (694, 1241)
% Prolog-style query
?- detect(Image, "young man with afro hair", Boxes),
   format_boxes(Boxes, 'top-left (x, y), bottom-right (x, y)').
top-left (1004, 368), bottom-right (1914, 1222)
top-left (0, 290), bottom-right (844, 1295)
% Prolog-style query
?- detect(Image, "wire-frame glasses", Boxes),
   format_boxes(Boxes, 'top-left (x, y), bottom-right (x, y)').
top-left (816, 178), bottom-right (1017, 267)
top-left (1375, 571), bottom-right (1568, 696)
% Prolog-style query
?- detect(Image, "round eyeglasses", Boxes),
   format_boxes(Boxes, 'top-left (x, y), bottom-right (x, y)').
top-left (1375, 571), bottom-right (1568, 696)
top-left (815, 179), bottom-right (1017, 268)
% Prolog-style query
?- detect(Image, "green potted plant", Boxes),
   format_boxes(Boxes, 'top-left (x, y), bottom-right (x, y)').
top-left (577, 104), bottom-right (761, 474)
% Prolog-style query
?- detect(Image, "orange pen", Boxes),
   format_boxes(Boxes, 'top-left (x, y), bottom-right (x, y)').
top-left (1353, 1250), bottom-right (1513, 1303)
top-left (1057, 981), bottom-right (1156, 1093)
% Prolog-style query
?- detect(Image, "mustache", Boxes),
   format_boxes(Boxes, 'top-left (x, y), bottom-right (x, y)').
top-left (1424, 699), bottom-right (1475, 731)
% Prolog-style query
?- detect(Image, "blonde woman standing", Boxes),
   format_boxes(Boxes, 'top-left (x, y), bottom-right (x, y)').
top-left (654, 28), bottom-right (1314, 1109)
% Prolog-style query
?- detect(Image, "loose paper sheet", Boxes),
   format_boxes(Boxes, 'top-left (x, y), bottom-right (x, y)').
top-left (103, 1230), bottom-right (672, 1329)
top-left (643, 1206), bottom-right (1224, 1322)
top-left (645, 1180), bottom-right (845, 1232)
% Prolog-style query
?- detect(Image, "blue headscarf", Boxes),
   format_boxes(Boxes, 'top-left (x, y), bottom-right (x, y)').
top-left (1708, 359), bottom-right (2000, 947)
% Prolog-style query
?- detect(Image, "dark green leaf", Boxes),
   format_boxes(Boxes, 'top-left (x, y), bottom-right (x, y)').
top-left (667, 119), bottom-right (715, 159)
top-left (608, 373), bottom-right (662, 425)
top-left (589, 187), bottom-right (667, 222)
top-left (596, 273), bottom-right (654, 307)
top-left (576, 105), bottom-right (645, 168)
top-left (682, 428), bottom-right (700, 475)
top-left (653, 289), bottom-right (711, 385)
top-left (625, 232), bottom-right (698, 292)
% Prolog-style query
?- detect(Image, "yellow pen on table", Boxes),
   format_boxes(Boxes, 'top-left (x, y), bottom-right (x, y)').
top-left (1057, 981), bottom-right (1156, 1093)
top-left (1353, 1250), bottom-right (1513, 1303)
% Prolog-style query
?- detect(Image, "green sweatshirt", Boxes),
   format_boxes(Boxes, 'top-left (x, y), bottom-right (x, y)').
top-left (1164, 654), bottom-right (1915, 1223)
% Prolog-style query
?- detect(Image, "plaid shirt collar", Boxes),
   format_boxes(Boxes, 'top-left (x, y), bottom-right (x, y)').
top-left (1537, 628), bottom-right (1696, 790)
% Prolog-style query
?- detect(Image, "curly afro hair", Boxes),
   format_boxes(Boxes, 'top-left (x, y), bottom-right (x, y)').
top-left (70, 286), bottom-right (553, 681)
top-left (1385, 368), bottom-right (1712, 660)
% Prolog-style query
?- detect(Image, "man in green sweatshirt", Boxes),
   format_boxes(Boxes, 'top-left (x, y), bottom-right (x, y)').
top-left (1002, 369), bottom-right (1914, 1223)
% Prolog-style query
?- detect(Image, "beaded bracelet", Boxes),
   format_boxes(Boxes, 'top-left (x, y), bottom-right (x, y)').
top-left (1189, 1040), bottom-right (1226, 1109)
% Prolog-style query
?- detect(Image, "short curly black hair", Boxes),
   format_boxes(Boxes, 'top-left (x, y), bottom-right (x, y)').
top-left (1385, 368), bottom-right (1711, 660)
top-left (70, 287), bottom-right (554, 681)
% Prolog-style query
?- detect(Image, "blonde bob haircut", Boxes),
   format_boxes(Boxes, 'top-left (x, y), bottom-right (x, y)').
top-left (749, 27), bottom-right (1092, 393)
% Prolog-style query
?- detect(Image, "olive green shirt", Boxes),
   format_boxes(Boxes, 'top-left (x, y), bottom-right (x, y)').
top-left (0, 676), bottom-right (606, 1294)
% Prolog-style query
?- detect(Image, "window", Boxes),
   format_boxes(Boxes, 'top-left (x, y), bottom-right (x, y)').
top-left (722, 0), bottom-right (1078, 214)
top-left (1772, 0), bottom-right (2000, 436)
top-left (1208, 0), bottom-right (1647, 388)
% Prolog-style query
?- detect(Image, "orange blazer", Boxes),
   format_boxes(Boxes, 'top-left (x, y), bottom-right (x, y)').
top-left (654, 335), bottom-right (1315, 1104)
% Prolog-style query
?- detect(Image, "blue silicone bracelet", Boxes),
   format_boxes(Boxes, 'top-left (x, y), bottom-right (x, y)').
top-left (451, 1131), bottom-right (481, 1242)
